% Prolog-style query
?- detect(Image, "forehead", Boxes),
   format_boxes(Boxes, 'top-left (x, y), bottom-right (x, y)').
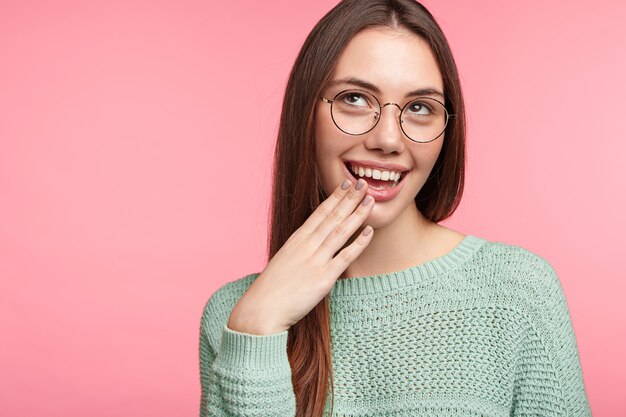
top-left (329, 27), bottom-right (444, 96)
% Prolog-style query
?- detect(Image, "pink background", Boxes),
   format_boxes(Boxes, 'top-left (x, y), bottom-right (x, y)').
top-left (1, 0), bottom-right (623, 415)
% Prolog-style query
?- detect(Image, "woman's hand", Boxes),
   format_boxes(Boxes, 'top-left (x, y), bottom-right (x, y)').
top-left (227, 177), bottom-right (374, 335)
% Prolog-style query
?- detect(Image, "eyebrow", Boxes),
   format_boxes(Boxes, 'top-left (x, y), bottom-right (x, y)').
top-left (326, 77), bottom-right (445, 100)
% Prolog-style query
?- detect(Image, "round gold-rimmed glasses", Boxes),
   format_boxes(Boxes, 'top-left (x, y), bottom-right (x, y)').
top-left (318, 89), bottom-right (455, 143)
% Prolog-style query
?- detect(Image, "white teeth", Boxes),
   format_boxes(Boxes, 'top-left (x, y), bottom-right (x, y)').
top-left (349, 163), bottom-right (403, 182)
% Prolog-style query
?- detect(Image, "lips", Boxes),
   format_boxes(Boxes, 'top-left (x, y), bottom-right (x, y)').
top-left (343, 161), bottom-right (408, 181)
top-left (343, 159), bottom-right (410, 173)
top-left (341, 161), bottom-right (410, 202)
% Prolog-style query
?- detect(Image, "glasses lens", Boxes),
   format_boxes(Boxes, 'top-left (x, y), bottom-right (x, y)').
top-left (330, 90), bottom-right (450, 142)
top-left (331, 90), bottom-right (379, 135)
top-left (400, 97), bottom-right (448, 143)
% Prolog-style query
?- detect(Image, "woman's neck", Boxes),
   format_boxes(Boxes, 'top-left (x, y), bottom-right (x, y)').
top-left (340, 204), bottom-right (439, 279)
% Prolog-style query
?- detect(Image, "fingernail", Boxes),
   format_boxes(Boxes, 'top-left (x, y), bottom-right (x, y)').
top-left (362, 225), bottom-right (372, 236)
top-left (362, 195), bottom-right (373, 206)
top-left (341, 179), bottom-right (351, 190)
top-left (355, 179), bottom-right (365, 190)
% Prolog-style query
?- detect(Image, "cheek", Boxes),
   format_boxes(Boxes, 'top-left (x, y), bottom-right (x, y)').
top-left (314, 107), bottom-right (335, 146)
top-left (314, 116), bottom-right (351, 194)
top-left (315, 136), bottom-right (341, 186)
top-left (314, 109), bottom-right (344, 164)
top-left (414, 136), bottom-right (444, 168)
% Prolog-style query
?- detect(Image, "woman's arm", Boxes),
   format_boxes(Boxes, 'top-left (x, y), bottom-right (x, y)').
top-left (511, 257), bottom-right (592, 416)
top-left (199, 294), bottom-right (296, 417)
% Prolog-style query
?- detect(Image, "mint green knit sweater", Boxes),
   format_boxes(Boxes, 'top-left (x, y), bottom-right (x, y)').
top-left (198, 235), bottom-right (592, 416)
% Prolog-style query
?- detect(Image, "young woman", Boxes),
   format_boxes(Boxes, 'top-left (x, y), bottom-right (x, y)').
top-left (199, 1), bottom-right (592, 416)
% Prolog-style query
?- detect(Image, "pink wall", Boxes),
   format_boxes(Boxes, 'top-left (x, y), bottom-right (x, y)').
top-left (1, 0), bottom-right (622, 415)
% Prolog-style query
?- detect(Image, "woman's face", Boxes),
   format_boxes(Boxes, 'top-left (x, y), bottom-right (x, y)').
top-left (314, 27), bottom-right (446, 229)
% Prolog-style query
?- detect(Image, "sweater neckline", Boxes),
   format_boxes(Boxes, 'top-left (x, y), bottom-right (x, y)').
top-left (329, 234), bottom-right (487, 297)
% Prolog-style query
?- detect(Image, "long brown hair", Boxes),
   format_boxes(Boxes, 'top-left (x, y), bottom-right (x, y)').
top-left (267, 0), bottom-right (466, 415)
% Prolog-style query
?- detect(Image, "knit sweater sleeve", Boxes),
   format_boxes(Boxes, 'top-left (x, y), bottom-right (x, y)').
top-left (199, 285), bottom-right (296, 417)
top-left (511, 256), bottom-right (592, 416)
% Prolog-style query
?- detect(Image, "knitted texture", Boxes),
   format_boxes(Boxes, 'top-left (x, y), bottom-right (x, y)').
top-left (198, 235), bottom-right (592, 416)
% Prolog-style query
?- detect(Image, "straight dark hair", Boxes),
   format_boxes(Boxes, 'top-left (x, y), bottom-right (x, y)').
top-left (268, 0), bottom-right (466, 415)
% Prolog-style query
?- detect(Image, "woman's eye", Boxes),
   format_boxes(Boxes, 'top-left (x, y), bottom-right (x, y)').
top-left (341, 92), bottom-right (367, 107)
top-left (407, 101), bottom-right (432, 115)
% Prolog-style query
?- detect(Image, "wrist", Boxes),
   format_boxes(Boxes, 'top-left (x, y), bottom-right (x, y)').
top-left (228, 308), bottom-right (287, 336)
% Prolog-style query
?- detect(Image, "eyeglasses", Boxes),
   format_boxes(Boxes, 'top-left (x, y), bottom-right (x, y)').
top-left (318, 89), bottom-right (455, 143)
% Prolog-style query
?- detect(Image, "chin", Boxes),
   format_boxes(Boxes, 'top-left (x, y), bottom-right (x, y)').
top-left (364, 194), bottom-right (419, 230)
top-left (363, 205), bottom-right (401, 229)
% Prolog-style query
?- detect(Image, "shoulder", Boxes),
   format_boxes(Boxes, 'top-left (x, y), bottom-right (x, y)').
top-left (203, 272), bottom-right (261, 310)
top-left (464, 236), bottom-right (563, 304)
top-left (473, 237), bottom-right (558, 282)
top-left (199, 272), bottom-right (261, 344)
top-left (474, 237), bottom-right (567, 317)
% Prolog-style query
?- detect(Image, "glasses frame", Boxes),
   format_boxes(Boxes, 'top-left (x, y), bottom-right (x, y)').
top-left (318, 88), bottom-right (456, 143)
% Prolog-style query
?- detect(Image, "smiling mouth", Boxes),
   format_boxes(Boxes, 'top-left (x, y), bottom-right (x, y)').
top-left (343, 161), bottom-right (409, 189)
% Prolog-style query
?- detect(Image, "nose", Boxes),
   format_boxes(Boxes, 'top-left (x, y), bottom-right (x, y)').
top-left (363, 102), bottom-right (406, 154)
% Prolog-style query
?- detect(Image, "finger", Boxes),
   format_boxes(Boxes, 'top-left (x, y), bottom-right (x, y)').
top-left (325, 224), bottom-right (374, 277)
top-left (296, 177), bottom-right (354, 237)
top-left (309, 178), bottom-right (368, 248)
top-left (317, 193), bottom-right (374, 260)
